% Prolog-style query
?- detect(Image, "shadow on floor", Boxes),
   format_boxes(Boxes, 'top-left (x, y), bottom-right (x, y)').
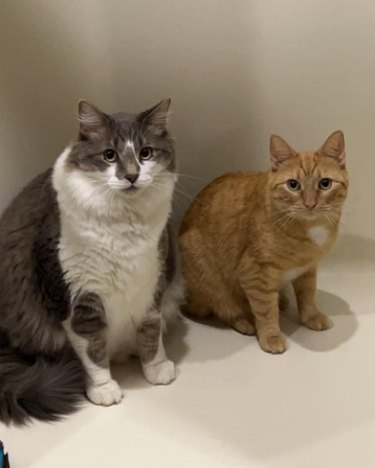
top-left (281, 289), bottom-right (358, 352)
top-left (178, 284), bottom-right (358, 358)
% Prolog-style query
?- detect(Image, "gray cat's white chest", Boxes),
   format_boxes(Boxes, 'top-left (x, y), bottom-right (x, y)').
top-left (59, 216), bottom-right (161, 357)
top-left (103, 248), bottom-right (159, 358)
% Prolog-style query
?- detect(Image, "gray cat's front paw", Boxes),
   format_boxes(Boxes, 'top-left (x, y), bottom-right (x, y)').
top-left (86, 379), bottom-right (124, 406)
top-left (143, 360), bottom-right (176, 385)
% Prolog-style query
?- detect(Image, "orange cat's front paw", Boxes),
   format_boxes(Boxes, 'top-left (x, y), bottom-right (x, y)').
top-left (258, 333), bottom-right (287, 354)
top-left (303, 312), bottom-right (333, 331)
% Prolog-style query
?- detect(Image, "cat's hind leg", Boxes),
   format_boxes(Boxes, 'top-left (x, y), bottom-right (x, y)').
top-left (64, 292), bottom-right (123, 407)
top-left (181, 296), bottom-right (212, 320)
top-left (230, 314), bottom-right (256, 336)
top-left (182, 296), bottom-right (255, 335)
top-left (137, 309), bottom-right (176, 385)
top-left (180, 233), bottom-right (255, 334)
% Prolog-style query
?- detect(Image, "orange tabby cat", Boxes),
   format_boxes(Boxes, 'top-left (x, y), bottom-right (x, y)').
top-left (179, 131), bottom-right (348, 354)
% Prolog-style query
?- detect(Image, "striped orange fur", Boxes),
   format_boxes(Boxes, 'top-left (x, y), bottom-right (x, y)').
top-left (179, 131), bottom-right (349, 353)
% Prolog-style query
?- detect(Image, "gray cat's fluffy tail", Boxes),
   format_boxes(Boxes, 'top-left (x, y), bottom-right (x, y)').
top-left (0, 344), bottom-right (87, 426)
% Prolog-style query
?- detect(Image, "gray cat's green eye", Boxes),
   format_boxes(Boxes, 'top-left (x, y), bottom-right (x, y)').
top-left (103, 149), bottom-right (118, 163)
top-left (140, 147), bottom-right (153, 161)
top-left (319, 178), bottom-right (332, 190)
top-left (287, 179), bottom-right (301, 191)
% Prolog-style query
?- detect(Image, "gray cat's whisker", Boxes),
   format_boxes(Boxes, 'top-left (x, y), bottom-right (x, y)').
top-left (0, 98), bottom-right (183, 425)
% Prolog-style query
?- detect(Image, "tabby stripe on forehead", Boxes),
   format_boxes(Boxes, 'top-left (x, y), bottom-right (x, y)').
top-left (124, 139), bottom-right (141, 172)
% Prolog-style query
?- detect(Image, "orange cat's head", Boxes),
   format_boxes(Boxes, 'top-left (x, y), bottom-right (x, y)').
top-left (268, 131), bottom-right (349, 223)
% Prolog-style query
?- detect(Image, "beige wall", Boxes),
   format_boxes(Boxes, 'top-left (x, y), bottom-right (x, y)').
top-left (1, 0), bottom-right (374, 240)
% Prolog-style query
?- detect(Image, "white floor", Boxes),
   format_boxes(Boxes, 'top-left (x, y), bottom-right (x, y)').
top-left (1, 234), bottom-right (375, 468)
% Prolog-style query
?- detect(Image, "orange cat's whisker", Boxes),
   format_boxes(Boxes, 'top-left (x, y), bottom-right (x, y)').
top-left (179, 130), bottom-right (348, 356)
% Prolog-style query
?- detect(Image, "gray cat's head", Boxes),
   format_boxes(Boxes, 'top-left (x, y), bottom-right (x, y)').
top-left (66, 99), bottom-right (175, 195)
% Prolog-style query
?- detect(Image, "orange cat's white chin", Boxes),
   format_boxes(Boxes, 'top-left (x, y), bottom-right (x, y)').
top-left (300, 210), bottom-right (331, 222)
top-left (303, 211), bottom-right (319, 219)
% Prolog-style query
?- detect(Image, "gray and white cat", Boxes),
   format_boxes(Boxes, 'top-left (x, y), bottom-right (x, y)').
top-left (0, 99), bottom-right (183, 424)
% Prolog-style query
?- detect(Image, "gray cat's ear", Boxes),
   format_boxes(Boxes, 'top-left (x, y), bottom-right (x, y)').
top-left (77, 100), bottom-right (108, 138)
top-left (318, 130), bottom-right (345, 168)
top-left (270, 135), bottom-right (297, 171)
top-left (138, 98), bottom-right (171, 130)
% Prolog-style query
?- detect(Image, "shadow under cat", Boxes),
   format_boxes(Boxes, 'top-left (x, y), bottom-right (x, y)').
top-left (182, 287), bottom-right (357, 356)
top-left (281, 288), bottom-right (358, 352)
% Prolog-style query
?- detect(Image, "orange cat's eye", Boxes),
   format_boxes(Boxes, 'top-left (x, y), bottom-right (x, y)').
top-left (287, 179), bottom-right (301, 191)
top-left (319, 178), bottom-right (332, 190)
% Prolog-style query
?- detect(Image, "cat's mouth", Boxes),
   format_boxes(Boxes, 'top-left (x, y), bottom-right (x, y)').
top-left (302, 208), bottom-right (331, 221)
top-left (122, 183), bottom-right (151, 196)
top-left (123, 180), bottom-right (153, 193)
top-left (123, 185), bottom-right (140, 194)
top-left (110, 180), bottom-right (152, 195)
top-left (304, 210), bottom-right (318, 218)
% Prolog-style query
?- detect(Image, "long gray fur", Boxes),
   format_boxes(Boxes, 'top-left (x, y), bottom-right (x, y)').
top-left (0, 170), bottom-right (87, 424)
top-left (0, 99), bottom-right (180, 425)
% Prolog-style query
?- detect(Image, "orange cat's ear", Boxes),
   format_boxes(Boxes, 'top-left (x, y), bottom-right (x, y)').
top-left (318, 130), bottom-right (345, 168)
top-left (270, 135), bottom-right (297, 171)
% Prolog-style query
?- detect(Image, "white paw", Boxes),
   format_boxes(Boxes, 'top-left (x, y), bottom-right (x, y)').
top-left (143, 360), bottom-right (176, 385)
top-left (86, 379), bottom-right (124, 406)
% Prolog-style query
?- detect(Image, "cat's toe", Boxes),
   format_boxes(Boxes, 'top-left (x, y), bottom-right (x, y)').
top-left (87, 380), bottom-right (124, 406)
top-left (303, 313), bottom-right (333, 331)
top-left (231, 318), bottom-right (255, 335)
top-left (143, 360), bottom-right (176, 385)
top-left (259, 333), bottom-right (287, 354)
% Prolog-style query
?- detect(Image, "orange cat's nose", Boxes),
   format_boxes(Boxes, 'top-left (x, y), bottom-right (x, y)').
top-left (303, 201), bottom-right (317, 210)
